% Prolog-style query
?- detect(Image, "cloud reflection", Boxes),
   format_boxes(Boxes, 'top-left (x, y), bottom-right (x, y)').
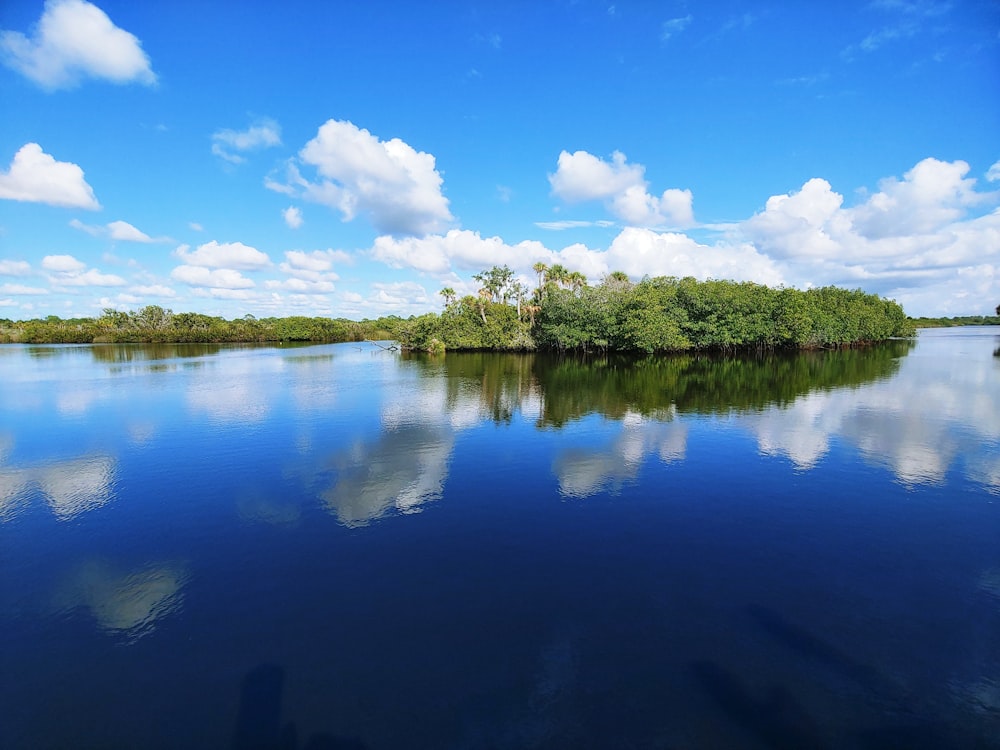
top-left (554, 412), bottom-right (688, 498)
top-left (0, 454), bottom-right (116, 521)
top-left (322, 426), bottom-right (454, 526)
top-left (54, 559), bottom-right (188, 642)
top-left (743, 338), bottom-right (1000, 489)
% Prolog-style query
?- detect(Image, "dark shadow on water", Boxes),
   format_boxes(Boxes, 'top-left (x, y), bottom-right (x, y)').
top-left (745, 605), bottom-right (999, 750)
top-left (231, 664), bottom-right (367, 750)
top-left (746, 605), bottom-right (891, 699)
top-left (690, 660), bottom-right (830, 750)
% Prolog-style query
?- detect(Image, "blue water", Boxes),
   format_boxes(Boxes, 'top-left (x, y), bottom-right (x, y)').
top-left (1, 329), bottom-right (998, 749)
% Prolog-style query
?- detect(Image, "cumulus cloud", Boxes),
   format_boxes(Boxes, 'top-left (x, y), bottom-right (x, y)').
top-left (603, 228), bottom-right (785, 285)
top-left (988, 160), bottom-right (1000, 183)
top-left (42, 254), bottom-right (86, 273)
top-left (211, 118), bottom-right (281, 164)
top-left (71, 218), bottom-right (165, 242)
top-left (0, 143), bottom-right (100, 209)
top-left (170, 266), bottom-right (255, 289)
top-left (371, 229), bottom-right (553, 275)
top-left (0, 283), bottom-right (47, 295)
top-left (367, 225), bottom-right (780, 287)
top-left (108, 220), bottom-right (153, 242)
top-left (0, 0), bottom-right (156, 90)
top-left (61, 269), bottom-right (127, 286)
top-left (263, 278), bottom-right (335, 294)
top-left (268, 119), bottom-right (453, 236)
top-left (174, 241), bottom-right (271, 270)
top-left (279, 249), bottom-right (346, 281)
top-left (740, 157), bottom-right (1000, 305)
top-left (42, 255), bottom-right (126, 287)
top-left (549, 150), bottom-right (694, 227)
top-left (130, 284), bottom-right (175, 297)
top-left (850, 158), bottom-right (985, 238)
top-left (0, 260), bottom-right (31, 276)
top-left (282, 206), bottom-right (303, 229)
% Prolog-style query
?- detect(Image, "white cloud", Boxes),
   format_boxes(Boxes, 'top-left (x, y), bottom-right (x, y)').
top-left (270, 119), bottom-right (453, 236)
top-left (535, 220), bottom-right (616, 230)
top-left (661, 14), bottom-right (693, 41)
top-left (0, 283), bottom-right (47, 295)
top-left (175, 241), bottom-right (271, 270)
top-left (130, 284), bottom-right (175, 297)
top-left (371, 229), bottom-right (553, 275)
top-left (742, 177), bottom-right (846, 260)
top-left (850, 158), bottom-right (985, 238)
top-left (42, 254), bottom-right (86, 273)
top-left (188, 221), bottom-right (204, 232)
top-left (603, 228), bottom-right (785, 285)
top-left (71, 218), bottom-right (164, 242)
top-left (282, 206), bottom-right (303, 229)
top-left (0, 0), bottom-right (156, 90)
top-left (549, 150), bottom-right (694, 227)
top-left (211, 118), bottom-right (281, 164)
top-left (58, 268), bottom-right (127, 287)
top-left (0, 260), bottom-right (31, 276)
top-left (987, 160), bottom-right (1000, 183)
top-left (0, 143), bottom-right (100, 209)
top-left (108, 220), bottom-right (153, 242)
top-left (278, 249), bottom-right (347, 283)
top-left (263, 278), bottom-right (335, 294)
top-left (739, 158), bottom-right (1000, 307)
top-left (170, 265), bottom-right (255, 289)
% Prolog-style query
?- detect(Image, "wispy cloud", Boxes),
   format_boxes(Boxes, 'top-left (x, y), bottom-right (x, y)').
top-left (661, 15), bottom-right (692, 42)
top-left (535, 220), bottom-right (616, 230)
top-left (211, 118), bottom-right (281, 164)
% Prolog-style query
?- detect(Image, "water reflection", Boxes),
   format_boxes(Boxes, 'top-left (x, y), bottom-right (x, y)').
top-left (554, 412), bottom-right (687, 498)
top-left (0, 454), bottom-right (115, 520)
top-left (53, 559), bottom-right (188, 642)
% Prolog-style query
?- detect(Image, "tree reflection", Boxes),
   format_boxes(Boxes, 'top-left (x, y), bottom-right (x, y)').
top-left (403, 340), bottom-right (913, 429)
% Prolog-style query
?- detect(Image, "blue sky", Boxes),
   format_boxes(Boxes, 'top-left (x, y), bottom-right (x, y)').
top-left (1, 0), bottom-right (998, 319)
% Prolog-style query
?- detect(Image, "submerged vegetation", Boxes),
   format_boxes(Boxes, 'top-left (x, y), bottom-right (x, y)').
top-left (1, 266), bottom-right (916, 352)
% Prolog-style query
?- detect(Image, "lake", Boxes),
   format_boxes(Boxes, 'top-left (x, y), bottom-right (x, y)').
top-left (1, 328), bottom-right (998, 749)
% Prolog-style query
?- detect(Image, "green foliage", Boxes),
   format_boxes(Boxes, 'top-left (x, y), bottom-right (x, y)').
top-left (0, 269), bottom-right (916, 351)
top-left (907, 315), bottom-right (1000, 328)
top-left (0, 306), bottom-right (377, 345)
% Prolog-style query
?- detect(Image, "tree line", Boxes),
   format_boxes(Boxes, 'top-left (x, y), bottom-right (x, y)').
top-left (400, 265), bottom-right (915, 353)
top-left (1, 266), bottom-right (915, 350)
top-left (0, 305), bottom-right (403, 345)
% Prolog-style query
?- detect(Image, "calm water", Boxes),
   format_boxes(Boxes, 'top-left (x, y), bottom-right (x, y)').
top-left (1, 329), bottom-right (998, 749)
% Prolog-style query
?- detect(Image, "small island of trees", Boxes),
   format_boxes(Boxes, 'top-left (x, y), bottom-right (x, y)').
top-left (0, 266), bottom-right (918, 352)
top-left (402, 265), bottom-right (915, 353)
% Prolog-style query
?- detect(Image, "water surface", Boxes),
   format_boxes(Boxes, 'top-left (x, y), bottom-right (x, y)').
top-left (1, 329), bottom-right (998, 748)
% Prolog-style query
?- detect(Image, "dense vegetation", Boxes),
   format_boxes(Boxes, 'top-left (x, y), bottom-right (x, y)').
top-left (1, 266), bottom-right (918, 352)
top-left (402, 266), bottom-right (914, 353)
top-left (0, 306), bottom-right (403, 345)
top-left (907, 314), bottom-right (1000, 328)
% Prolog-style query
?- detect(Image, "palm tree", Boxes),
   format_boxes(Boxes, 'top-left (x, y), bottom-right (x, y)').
top-left (533, 262), bottom-right (548, 292)
top-left (440, 287), bottom-right (456, 306)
